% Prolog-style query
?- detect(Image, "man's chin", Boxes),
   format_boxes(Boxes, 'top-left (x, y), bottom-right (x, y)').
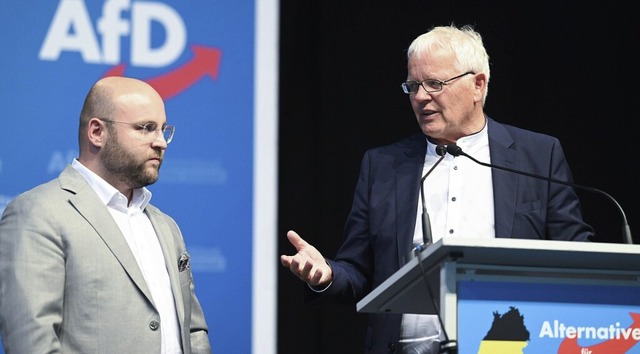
top-left (420, 125), bottom-right (441, 138)
top-left (147, 173), bottom-right (160, 185)
top-left (141, 169), bottom-right (160, 186)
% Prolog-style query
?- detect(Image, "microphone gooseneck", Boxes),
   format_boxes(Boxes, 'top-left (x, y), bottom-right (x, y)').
top-left (445, 143), bottom-right (633, 244)
top-left (415, 144), bottom-right (455, 354)
top-left (419, 144), bottom-right (447, 246)
top-left (415, 144), bottom-right (458, 354)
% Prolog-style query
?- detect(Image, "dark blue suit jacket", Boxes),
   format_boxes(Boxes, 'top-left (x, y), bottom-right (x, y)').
top-left (306, 117), bottom-right (593, 353)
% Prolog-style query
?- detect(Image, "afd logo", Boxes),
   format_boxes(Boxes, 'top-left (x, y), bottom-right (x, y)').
top-left (38, 0), bottom-right (221, 99)
top-left (39, 0), bottom-right (186, 67)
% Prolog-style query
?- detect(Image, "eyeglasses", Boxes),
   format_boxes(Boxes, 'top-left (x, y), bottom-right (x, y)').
top-left (401, 71), bottom-right (475, 94)
top-left (98, 118), bottom-right (175, 144)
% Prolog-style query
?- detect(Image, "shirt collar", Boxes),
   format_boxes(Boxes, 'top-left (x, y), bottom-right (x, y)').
top-left (425, 120), bottom-right (489, 157)
top-left (71, 159), bottom-right (152, 212)
top-left (456, 119), bottom-right (488, 151)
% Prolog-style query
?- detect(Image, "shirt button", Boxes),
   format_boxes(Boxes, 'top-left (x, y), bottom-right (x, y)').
top-left (453, 165), bottom-right (458, 170)
top-left (149, 320), bottom-right (160, 331)
top-left (451, 197), bottom-right (456, 202)
top-left (449, 229), bottom-right (454, 234)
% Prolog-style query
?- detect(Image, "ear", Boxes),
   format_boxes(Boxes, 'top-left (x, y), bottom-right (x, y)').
top-left (87, 118), bottom-right (107, 147)
top-left (472, 73), bottom-right (487, 102)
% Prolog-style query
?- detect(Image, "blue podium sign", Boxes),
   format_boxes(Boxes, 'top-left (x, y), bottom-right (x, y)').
top-left (459, 281), bottom-right (640, 353)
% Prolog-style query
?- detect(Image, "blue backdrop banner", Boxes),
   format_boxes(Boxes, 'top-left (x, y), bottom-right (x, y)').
top-left (0, 1), bottom-right (278, 353)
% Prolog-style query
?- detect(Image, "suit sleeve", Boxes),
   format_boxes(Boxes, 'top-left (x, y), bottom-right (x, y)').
top-left (0, 193), bottom-right (66, 353)
top-left (545, 139), bottom-right (594, 241)
top-left (188, 280), bottom-right (213, 354)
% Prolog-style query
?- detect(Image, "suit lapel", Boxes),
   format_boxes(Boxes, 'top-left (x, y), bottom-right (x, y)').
top-left (146, 205), bottom-right (186, 324)
top-left (487, 118), bottom-right (518, 238)
top-left (395, 134), bottom-right (427, 266)
top-left (60, 166), bottom-right (154, 304)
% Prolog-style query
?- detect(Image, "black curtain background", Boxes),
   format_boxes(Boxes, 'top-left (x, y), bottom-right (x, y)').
top-left (277, 1), bottom-right (640, 353)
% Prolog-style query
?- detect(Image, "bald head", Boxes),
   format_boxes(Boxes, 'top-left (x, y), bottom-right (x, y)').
top-left (78, 76), bottom-right (163, 148)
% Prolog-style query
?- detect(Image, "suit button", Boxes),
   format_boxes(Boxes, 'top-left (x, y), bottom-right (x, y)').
top-left (149, 320), bottom-right (160, 331)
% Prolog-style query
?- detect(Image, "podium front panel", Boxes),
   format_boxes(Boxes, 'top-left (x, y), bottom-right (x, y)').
top-left (357, 238), bottom-right (640, 353)
top-left (457, 280), bottom-right (640, 353)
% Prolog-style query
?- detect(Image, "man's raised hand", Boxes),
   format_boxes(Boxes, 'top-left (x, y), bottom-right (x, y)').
top-left (280, 230), bottom-right (333, 287)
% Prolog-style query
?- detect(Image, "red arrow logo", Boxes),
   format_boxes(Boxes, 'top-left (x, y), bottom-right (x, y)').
top-left (103, 44), bottom-right (222, 100)
top-left (558, 313), bottom-right (640, 353)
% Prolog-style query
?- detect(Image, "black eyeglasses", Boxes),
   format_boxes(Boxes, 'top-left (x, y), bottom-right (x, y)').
top-left (401, 71), bottom-right (475, 94)
top-left (98, 118), bottom-right (175, 144)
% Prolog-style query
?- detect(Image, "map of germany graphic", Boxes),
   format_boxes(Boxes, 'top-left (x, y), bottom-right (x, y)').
top-left (477, 306), bottom-right (530, 353)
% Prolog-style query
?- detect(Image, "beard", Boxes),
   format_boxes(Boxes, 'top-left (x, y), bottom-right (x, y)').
top-left (102, 132), bottom-right (162, 189)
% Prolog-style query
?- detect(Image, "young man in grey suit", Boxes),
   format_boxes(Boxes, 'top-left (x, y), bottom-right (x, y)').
top-left (0, 76), bottom-right (212, 353)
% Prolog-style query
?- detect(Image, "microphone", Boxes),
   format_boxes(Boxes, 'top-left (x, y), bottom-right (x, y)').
top-left (445, 144), bottom-right (633, 244)
top-left (413, 144), bottom-right (458, 354)
top-left (418, 144), bottom-right (447, 246)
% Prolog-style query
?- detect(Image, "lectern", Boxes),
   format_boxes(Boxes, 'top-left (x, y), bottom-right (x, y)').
top-left (357, 238), bottom-right (640, 353)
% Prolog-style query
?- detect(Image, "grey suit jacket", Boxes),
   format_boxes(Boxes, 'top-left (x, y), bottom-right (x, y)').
top-left (0, 165), bottom-right (212, 354)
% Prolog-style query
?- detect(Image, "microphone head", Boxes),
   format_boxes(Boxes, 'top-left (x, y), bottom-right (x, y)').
top-left (435, 144), bottom-right (447, 156)
top-left (446, 143), bottom-right (463, 157)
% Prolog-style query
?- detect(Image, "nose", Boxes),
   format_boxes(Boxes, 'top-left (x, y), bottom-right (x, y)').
top-left (151, 131), bottom-right (169, 148)
top-left (413, 85), bottom-right (433, 101)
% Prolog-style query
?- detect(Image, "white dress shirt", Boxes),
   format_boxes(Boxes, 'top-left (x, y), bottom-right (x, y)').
top-left (413, 124), bottom-right (495, 244)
